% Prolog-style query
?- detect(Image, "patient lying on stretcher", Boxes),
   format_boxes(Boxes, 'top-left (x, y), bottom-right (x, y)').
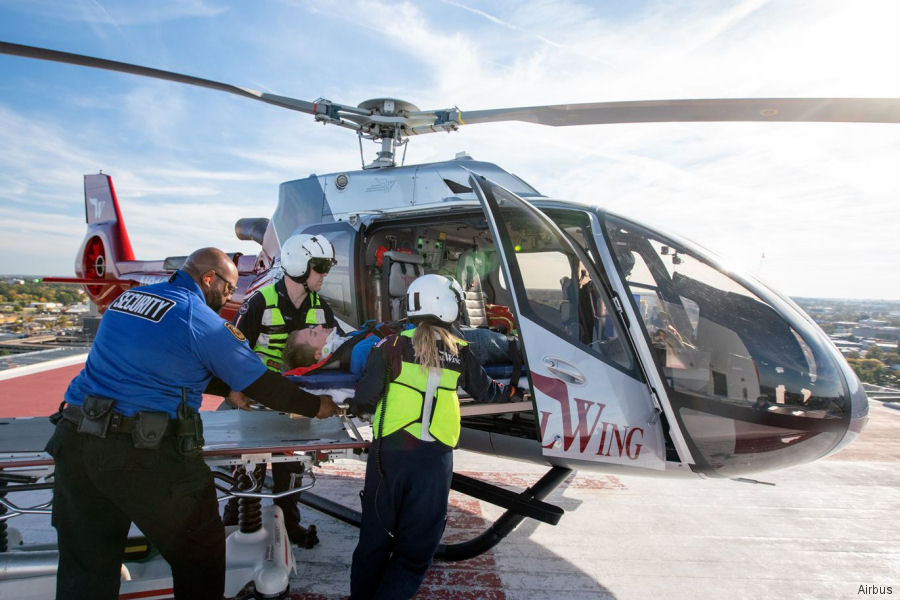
top-left (281, 322), bottom-right (517, 375)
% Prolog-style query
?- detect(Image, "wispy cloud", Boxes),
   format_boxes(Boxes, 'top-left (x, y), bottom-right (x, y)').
top-left (3, 0), bottom-right (226, 24)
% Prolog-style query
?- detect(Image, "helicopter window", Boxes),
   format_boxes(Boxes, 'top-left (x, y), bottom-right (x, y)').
top-left (488, 190), bottom-right (633, 372)
top-left (298, 223), bottom-right (357, 327)
top-left (272, 176), bottom-right (333, 248)
top-left (604, 215), bottom-right (851, 476)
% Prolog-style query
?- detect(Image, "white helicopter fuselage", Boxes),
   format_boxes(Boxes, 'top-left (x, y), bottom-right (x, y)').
top-left (244, 155), bottom-right (868, 480)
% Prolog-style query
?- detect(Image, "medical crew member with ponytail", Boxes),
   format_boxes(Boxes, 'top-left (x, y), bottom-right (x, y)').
top-left (348, 274), bottom-right (517, 600)
top-left (229, 232), bottom-right (338, 547)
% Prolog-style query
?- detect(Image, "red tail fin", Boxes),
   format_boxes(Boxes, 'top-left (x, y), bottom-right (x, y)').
top-left (84, 173), bottom-right (135, 261)
top-left (76, 173), bottom-right (137, 308)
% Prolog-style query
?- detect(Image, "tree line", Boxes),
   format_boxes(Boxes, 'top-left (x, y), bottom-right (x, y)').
top-left (846, 345), bottom-right (900, 387)
top-left (0, 282), bottom-right (85, 308)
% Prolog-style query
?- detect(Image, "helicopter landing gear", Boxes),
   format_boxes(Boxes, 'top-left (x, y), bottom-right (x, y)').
top-left (297, 465), bottom-right (572, 562)
top-left (435, 466), bottom-right (571, 561)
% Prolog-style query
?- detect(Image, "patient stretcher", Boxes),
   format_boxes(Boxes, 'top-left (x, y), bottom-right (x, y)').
top-left (0, 409), bottom-right (367, 600)
top-left (0, 365), bottom-right (533, 598)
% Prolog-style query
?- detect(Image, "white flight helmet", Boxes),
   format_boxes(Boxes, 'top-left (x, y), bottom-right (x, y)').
top-left (406, 274), bottom-right (464, 325)
top-left (281, 233), bottom-right (336, 280)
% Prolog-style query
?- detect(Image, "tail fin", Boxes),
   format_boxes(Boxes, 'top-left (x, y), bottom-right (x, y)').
top-left (75, 173), bottom-right (137, 308)
top-left (84, 173), bottom-right (135, 261)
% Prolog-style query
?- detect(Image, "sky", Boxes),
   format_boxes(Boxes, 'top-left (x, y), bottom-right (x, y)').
top-left (0, 0), bottom-right (898, 300)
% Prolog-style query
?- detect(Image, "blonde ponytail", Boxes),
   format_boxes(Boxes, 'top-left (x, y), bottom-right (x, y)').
top-left (412, 321), bottom-right (460, 371)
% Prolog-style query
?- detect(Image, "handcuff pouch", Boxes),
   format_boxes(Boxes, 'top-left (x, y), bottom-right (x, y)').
top-left (132, 411), bottom-right (170, 449)
top-left (77, 395), bottom-right (115, 438)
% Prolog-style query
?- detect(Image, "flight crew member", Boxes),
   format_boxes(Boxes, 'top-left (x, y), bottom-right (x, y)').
top-left (45, 247), bottom-right (339, 600)
top-left (228, 232), bottom-right (338, 546)
top-left (348, 274), bottom-right (517, 600)
top-left (234, 233), bottom-right (339, 370)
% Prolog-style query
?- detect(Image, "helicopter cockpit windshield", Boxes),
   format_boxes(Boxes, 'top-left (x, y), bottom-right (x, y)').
top-left (603, 216), bottom-right (856, 475)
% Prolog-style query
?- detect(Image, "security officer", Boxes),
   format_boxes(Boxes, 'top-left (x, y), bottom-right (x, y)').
top-left (229, 232), bottom-right (338, 546)
top-left (46, 247), bottom-right (339, 600)
top-left (348, 274), bottom-right (517, 600)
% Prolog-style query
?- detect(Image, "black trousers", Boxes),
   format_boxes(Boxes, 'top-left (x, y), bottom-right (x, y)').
top-left (46, 419), bottom-right (225, 600)
top-left (349, 431), bottom-right (453, 600)
top-left (272, 460), bottom-right (304, 527)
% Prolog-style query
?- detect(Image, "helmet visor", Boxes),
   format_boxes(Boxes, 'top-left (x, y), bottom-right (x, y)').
top-left (309, 257), bottom-right (337, 274)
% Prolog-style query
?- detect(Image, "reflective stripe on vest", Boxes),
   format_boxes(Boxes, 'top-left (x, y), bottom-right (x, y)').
top-left (252, 285), bottom-right (327, 372)
top-left (372, 329), bottom-right (467, 447)
top-left (305, 292), bottom-right (324, 325)
top-left (252, 284), bottom-right (287, 372)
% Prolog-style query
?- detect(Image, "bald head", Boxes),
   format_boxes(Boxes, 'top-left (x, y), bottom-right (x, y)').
top-left (183, 247), bottom-right (237, 282)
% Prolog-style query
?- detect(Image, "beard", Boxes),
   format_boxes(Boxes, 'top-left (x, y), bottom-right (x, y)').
top-left (205, 289), bottom-right (224, 313)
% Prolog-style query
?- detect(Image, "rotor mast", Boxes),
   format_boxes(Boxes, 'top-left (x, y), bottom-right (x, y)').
top-left (356, 98), bottom-right (428, 169)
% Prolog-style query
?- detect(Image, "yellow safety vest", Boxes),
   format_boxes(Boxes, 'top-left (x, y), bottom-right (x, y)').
top-left (372, 329), bottom-right (467, 447)
top-left (252, 284), bottom-right (324, 372)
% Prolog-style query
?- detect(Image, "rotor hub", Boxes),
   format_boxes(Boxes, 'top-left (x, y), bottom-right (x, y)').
top-left (357, 98), bottom-right (420, 116)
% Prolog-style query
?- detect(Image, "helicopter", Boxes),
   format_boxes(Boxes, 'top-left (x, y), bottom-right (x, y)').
top-left (0, 40), bottom-right (885, 553)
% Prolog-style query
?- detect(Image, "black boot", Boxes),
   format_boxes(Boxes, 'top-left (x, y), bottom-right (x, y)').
top-left (222, 496), bottom-right (239, 526)
top-left (275, 493), bottom-right (319, 548)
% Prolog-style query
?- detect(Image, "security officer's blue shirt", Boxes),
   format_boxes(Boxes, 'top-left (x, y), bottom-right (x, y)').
top-left (65, 270), bottom-right (267, 417)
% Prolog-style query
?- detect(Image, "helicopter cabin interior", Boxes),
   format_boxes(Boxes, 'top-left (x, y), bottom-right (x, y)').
top-left (352, 210), bottom-right (541, 442)
top-left (293, 200), bottom-right (649, 451)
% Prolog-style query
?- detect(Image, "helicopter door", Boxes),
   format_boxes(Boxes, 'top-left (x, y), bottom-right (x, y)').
top-left (470, 175), bottom-right (666, 470)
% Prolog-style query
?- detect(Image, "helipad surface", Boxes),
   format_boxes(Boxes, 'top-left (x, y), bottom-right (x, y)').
top-left (3, 382), bottom-right (897, 599)
top-left (276, 400), bottom-right (899, 599)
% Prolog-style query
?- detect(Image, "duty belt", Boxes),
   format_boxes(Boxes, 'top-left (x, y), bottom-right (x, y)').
top-left (61, 404), bottom-right (175, 437)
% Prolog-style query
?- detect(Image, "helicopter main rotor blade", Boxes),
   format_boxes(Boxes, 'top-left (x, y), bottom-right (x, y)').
top-left (459, 98), bottom-right (900, 127)
top-left (0, 40), bottom-right (322, 116)
top-left (7, 41), bottom-right (900, 139)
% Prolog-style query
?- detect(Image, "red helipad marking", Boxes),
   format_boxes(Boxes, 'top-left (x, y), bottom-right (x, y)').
top-left (457, 469), bottom-right (626, 491)
top-left (317, 466), bottom-right (626, 492)
top-left (0, 363), bottom-right (84, 417)
top-left (0, 362), bottom-right (228, 418)
top-left (418, 497), bottom-right (506, 599)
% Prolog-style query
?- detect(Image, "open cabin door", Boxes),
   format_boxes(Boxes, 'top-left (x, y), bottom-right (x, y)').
top-left (470, 175), bottom-right (667, 470)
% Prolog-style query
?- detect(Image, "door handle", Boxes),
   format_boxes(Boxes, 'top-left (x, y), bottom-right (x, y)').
top-left (542, 357), bottom-right (585, 385)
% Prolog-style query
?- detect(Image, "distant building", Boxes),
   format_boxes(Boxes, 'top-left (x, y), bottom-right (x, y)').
top-left (63, 303), bottom-right (90, 314)
top-left (27, 302), bottom-right (63, 312)
top-left (853, 325), bottom-right (900, 340)
top-left (832, 321), bottom-right (859, 334)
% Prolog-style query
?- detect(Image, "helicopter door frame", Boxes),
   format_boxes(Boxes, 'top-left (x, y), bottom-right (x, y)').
top-left (469, 174), bottom-right (667, 471)
top-left (587, 211), bottom-right (696, 467)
